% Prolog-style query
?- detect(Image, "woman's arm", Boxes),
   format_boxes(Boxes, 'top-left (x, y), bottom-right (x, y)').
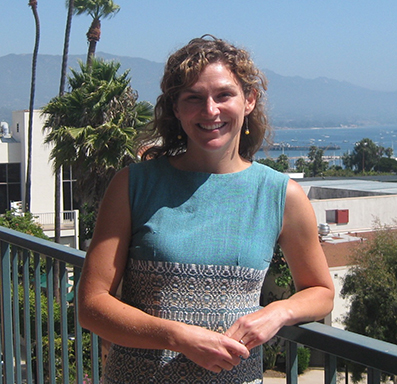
top-left (78, 167), bottom-right (249, 372)
top-left (225, 179), bottom-right (334, 349)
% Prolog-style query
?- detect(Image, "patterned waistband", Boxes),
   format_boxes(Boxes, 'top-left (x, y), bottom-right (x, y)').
top-left (121, 259), bottom-right (267, 330)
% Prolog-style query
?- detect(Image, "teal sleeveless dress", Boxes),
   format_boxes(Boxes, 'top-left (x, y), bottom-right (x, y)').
top-left (104, 156), bottom-right (289, 384)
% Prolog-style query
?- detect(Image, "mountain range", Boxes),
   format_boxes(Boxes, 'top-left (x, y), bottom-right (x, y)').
top-left (1, 52), bottom-right (396, 128)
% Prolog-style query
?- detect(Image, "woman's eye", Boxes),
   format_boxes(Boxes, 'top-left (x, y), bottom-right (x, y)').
top-left (185, 95), bottom-right (201, 102)
top-left (218, 92), bottom-right (233, 100)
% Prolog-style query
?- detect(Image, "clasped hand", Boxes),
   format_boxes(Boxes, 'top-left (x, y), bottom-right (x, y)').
top-left (178, 305), bottom-right (283, 373)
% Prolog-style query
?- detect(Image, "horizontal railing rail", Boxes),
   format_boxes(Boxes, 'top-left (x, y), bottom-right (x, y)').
top-left (1, 225), bottom-right (397, 383)
top-left (277, 322), bottom-right (397, 384)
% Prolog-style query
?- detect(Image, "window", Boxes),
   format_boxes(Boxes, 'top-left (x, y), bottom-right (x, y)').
top-left (326, 209), bottom-right (349, 224)
top-left (62, 165), bottom-right (78, 211)
top-left (0, 163), bottom-right (21, 214)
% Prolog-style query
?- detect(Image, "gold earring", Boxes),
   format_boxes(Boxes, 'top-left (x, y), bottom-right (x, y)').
top-left (177, 120), bottom-right (183, 140)
top-left (244, 118), bottom-right (250, 135)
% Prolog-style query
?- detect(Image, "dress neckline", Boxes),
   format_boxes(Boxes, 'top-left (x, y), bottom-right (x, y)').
top-left (162, 155), bottom-right (255, 177)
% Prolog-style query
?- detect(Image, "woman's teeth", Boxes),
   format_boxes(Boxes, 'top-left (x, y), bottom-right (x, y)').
top-left (198, 122), bottom-right (226, 131)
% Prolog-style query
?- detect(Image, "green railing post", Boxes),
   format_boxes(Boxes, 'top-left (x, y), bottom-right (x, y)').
top-left (74, 266), bottom-right (84, 384)
top-left (34, 252), bottom-right (44, 384)
top-left (1, 240), bottom-right (15, 384)
top-left (22, 249), bottom-right (34, 384)
top-left (325, 353), bottom-right (337, 384)
top-left (11, 246), bottom-right (23, 383)
top-left (59, 260), bottom-right (70, 383)
top-left (46, 256), bottom-right (56, 383)
top-left (91, 332), bottom-right (100, 383)
top-left (367, 368), bottom-right (381, 384)
top-left (285, 340), bottom-right (298, 384)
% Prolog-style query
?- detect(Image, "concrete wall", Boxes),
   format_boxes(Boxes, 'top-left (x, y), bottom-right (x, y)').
top-left (329, 266), bottom-right (351, 329)
top-left (0, 142), bottom-right (21, 163)
top-left (11, 110), bottom-right (55, 214)
top-left (310, 194), bottom-right (397, 233)
top-left (10, 110), bottom-right (55, 213)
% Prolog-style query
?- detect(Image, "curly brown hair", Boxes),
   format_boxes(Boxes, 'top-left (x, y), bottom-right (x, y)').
top-left (138, 35), bottom-right (272, 161)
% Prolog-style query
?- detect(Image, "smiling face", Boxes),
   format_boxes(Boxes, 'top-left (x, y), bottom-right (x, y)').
top-left (173, 62), bottom-right (256, 159)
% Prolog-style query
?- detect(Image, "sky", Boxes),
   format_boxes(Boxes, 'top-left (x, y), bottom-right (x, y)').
top-left (2, 0), bottom-right (397, 92)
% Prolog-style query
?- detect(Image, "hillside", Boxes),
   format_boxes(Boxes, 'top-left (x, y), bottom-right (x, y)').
top-left (1, 53), bottom-right (396, 127)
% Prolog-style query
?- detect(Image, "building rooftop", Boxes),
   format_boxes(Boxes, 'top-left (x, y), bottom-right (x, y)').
top-left (321, 233), bottom-right (362, 267)
top-left (296, 177), bottom-right (397, 198)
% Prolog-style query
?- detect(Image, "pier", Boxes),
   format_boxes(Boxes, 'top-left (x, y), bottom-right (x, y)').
top-left (269, 144), bottom-right (341, 151)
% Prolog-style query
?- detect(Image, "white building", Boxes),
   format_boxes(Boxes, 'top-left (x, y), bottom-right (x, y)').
top-left (295, 177), bottom-right (397, 328)
top-left (0, 110), bottom-right (79, 248)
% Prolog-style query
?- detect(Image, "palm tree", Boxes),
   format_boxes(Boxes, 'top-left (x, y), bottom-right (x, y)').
top-left (73, 0), bottom-right (120, 67)
top-left (54, 0), bottom-right (75, 243)
top-left (42, 58), bottom-right (153, 247)
top-left (54, 0), bottom-right (75, 237)
top-left (25, 0), bottom-right (40, 212)
top-left (60, 0), bottom-right (75, 96)
top-left (50, 0), bottom-right (75, 306)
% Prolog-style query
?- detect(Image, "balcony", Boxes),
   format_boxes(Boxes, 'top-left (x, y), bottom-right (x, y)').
top-left (1, 225), bottom-right (397, 383)
top-left (32, 210), bottom-right (80, 249)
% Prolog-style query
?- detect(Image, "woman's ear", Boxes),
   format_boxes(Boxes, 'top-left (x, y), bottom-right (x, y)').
top-left (244, 90), bottom-right (257, 116)
top-left (173, 103), bottom-right (180, 120)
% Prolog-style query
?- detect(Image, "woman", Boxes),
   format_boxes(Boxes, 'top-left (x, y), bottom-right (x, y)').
top-left (78, 36), bottom-right (334, 383)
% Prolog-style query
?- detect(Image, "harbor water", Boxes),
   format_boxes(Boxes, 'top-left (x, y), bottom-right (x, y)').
top-left (256, 124), bottom-right (397, 167)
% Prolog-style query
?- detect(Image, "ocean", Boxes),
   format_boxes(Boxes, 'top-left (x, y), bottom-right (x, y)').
top-left (256, 124), bottom-right (397, 167)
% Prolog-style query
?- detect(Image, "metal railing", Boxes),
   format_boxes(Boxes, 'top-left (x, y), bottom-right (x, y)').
top-left (0, 226), bottom-right (98, 384)
top-left (1, 225), bottom-right (397, 383)
top-left (278, 323), bottom-right (397, 384)
top-left (32, 211), bottom-right (78, 229)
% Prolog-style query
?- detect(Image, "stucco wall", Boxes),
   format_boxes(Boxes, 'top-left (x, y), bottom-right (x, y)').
top-left (310, 194), bottom-right (397, 233)
top-left (0, 142), bottom-right (21, 162)
top-left (329, 266), bottom-right (351, 329)
top-left (11, 110), bottom-right (55, 213)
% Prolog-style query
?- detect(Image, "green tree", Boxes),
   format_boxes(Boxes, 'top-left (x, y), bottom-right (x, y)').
top-left (385, 147), bottom-right (394, 159)
top-left (295, 157), bottom-right (307, 173)
top-left (256, 155), bottom-right (289, 173)
top-left (323, 165), bottom-right (355, 177)
top-left (0, 209), bottom-right (48, 239)
top-left (276, 153), bottom-right (289, 172)
top-left (256, 157), bottom-right (277, 169)
top-left (341, 222), bottom-right (397, 381)
top-left (374, 157), bottom-right (397, 173)
top-left (43, 58), bottom-right (152, 245)
top-left (307, 145), bottom-right (328, 177)
top-left (73, 0), bottom-right (120, 67)
top-left (343, 138), bottom-right (383, 172)
top-left (25, 0), bottom-right (40, 212)
top-left (342, 222), bottom-right (397, 343)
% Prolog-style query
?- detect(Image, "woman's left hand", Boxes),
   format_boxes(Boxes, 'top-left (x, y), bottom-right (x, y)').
top-left (224, 301), bottom-right (288, 350)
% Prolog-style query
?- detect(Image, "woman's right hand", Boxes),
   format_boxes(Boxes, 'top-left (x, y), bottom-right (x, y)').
top-left (174, 324), bottom-right (250, 373)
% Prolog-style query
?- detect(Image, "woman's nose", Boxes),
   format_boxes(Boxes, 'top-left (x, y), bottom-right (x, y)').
top-left (202, 98), bottom-right (219, 117)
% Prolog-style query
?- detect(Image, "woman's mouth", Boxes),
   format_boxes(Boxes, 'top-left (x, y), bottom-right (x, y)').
top-left (197, 122), bottom-right (227, 131)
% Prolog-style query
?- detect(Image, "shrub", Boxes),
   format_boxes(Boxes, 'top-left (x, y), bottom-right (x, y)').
top-left (263, 343), bottom-right (281, 371)
top-left (297, 347), bottom-right (311, 374)
top-left (279, 346), bottom-right (311, 375)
